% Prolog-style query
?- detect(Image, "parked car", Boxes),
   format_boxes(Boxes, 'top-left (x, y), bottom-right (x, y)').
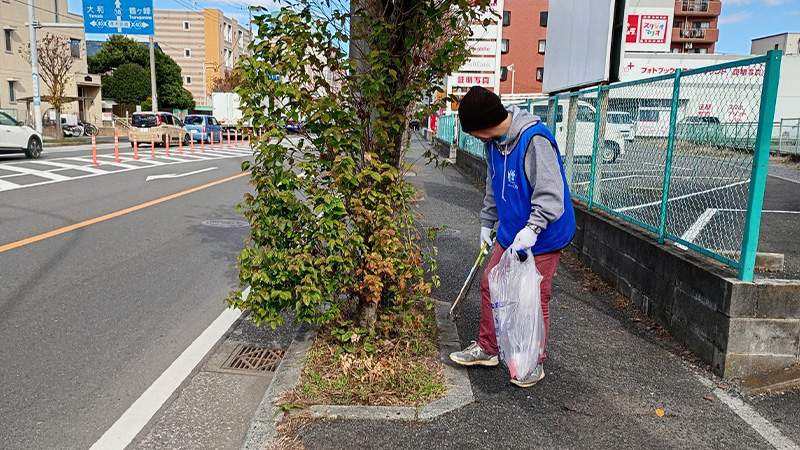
top-left (183, 114), bottom-right (223, 143)
top-left (283, 119), bottom-right (305, 134)
top-left (128, 112), bottom-right (190, 147)
top-left (607, 111), bottom-right (635, 142)
top-left (0, 111), bottom-right (43, 159)
top-left (675, 115), bottom-right (723, 144)
top-left (533, 101), bottom-right (627, 163)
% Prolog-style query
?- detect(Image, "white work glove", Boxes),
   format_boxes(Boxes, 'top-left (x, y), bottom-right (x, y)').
top-left (510, 226), bottom-right (538, 252)
top-left (480, 226), bottom-right (495, 254)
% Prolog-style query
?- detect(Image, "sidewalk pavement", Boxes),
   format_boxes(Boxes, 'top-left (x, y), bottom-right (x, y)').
top-left (274, 136), bottom-right (800, 449)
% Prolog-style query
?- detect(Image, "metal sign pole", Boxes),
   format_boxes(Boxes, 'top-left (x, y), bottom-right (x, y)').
top-left (149, 35), bottom-right (158, 112)
top-left (27, 0), bottom-right (42, 133)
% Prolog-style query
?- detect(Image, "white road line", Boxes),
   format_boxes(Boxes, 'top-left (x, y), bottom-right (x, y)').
top-left (675, 208), bottom-right (719, 250)
top-left (769, 174), bottom-right (800, 185)
top-left (616, 180), bottom-right (749, 213)
top-left (695, 376), bottom-right (800, 450)
top-left (21, 160), bottom-right (108, 175)
top-left (0, 165), bottom-right (71, 181)
top-left (0, 151), bottom-right (250, 192)
top-left (89, 293), bottom-right (247, 450)
top-left (146, 167), bottom-right (218, 181)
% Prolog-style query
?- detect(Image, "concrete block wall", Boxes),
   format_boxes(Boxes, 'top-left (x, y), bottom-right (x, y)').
top-left (570, 200), bottom-right (800, 379)
top-left (444, 144), bottom-right (800, 380)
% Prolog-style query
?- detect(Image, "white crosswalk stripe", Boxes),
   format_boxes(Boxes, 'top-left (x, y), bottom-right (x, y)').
top-left (0, 145), bottom-right (253, 192)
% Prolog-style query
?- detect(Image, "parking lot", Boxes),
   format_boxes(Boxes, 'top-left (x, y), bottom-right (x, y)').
top-left (565, 138), bottom-right (800, 279)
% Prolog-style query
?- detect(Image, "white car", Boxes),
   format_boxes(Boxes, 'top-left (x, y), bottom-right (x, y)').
top-left (0, 111), bottom-right (43, 159)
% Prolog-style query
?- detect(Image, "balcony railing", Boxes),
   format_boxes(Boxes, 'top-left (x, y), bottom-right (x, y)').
top-left (680, 28), bottom-right (706, 39)
top-left (682, 1), bottom-right (708, 12)
top-left (675, 0), bottom-right (721, 15)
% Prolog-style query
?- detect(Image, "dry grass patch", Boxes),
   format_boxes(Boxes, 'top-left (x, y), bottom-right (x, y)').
top-left (278, 306), bottom-right (447, 409)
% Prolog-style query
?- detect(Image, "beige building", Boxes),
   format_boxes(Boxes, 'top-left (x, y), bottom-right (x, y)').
top-left (152, 9), bottom-right (251, 107)
top-left (0, 0), bottom-right (101, 130)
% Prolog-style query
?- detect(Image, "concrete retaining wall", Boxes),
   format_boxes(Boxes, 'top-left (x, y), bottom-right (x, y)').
top-left (445, 144), bottom-right (800, 380)
top-left (570, 201), bottom-right (800, 379)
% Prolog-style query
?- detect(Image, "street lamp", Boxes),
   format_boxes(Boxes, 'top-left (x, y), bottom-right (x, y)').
top-left (507, 63), bottom-right (516, 95)
top-left (203, 62), bottom-right (217, 106)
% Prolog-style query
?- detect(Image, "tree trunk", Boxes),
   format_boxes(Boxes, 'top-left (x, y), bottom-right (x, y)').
top-left (55, 110), bottom-right (64, 139)
top-left (356, 299), bottom-right (377, 328)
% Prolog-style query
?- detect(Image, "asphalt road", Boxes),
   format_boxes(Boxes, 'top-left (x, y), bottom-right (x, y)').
top-left (0, 143), bottom-right (253, 449)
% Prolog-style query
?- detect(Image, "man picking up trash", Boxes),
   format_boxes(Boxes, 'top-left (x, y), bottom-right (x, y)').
top-left (449, 86), bottom-right (576, 388)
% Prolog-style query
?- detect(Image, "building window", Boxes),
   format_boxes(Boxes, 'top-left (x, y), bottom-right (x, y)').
top-left (540, 11), bottom-right (548, 27)
top-left (691, 21), bottom-right (710, 29)
top-left (672, 47), bottom-right (681, 53)
top-left (673, 21), bottom-right (682, 29)
top-left (8, 81), bottom-right (16, 103)
top-left (502, 11), bottom-right (510, 26)
top-left (4, 30), bottom-right (12, 53)
top-left (184, 48), bottom-right (191, 57)
top-left (501, 39), bottom-right (509, 53)
top-left (536, 67), bottom-right (544, 82)
top-left (775, 43), bottom-right (780, 50)
top-left (500, 66), bottom-right (508, 82)
top-left (185, 76), bottom-right (192, 84)
top-left (183, 21), bottom-right (190, 30)
top-left (538, 40), bottom-right (546, 54)
top-left (70, 39), bottom-right (80, 58)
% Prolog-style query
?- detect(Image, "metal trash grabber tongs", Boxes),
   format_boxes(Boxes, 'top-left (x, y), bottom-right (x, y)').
top-left (449, 237), bottom-right (494, 321)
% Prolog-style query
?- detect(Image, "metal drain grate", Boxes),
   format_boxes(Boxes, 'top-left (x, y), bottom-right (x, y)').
top-left (222, 345), bottom-right (284, 373)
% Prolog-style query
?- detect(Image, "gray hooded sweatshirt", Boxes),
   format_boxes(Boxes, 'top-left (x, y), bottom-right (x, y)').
top-left (480, 105), bottom-right (565, 231)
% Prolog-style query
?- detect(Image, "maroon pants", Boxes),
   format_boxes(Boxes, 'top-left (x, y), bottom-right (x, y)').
top-left (478, 245), bottom-right (561, 363)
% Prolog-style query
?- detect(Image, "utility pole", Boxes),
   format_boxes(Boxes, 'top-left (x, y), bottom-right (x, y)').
top-left (149, 35), bottom-right (158, 111)
top-left (27, 0), bottom-right (42, 133)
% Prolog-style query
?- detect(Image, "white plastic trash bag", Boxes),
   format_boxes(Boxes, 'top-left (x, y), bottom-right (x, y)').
top-left (489, 248), bottom-right (545, 381)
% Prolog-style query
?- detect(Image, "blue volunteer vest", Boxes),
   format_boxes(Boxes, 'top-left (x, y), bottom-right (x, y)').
top-left (488, 122), bottom-right (576, 255)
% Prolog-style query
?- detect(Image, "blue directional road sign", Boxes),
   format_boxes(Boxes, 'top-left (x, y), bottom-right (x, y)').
top-left (83, 0), bottom-right (155, 35)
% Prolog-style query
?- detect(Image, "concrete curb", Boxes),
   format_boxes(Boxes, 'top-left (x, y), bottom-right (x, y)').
top-left (239, 301), bottom-right (474, 448)
top-left (239, 327), bottom-right (316, 450)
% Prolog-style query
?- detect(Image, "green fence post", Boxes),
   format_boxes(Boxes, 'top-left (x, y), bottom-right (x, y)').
top-left (658, 69), bottom-right (682, 244)
top-left (550, 94), bottom-right (560, 138)
top-left (588, 85), bottom-right (604, 211)
top-left (739, 50), bottom-right (782, 281)
top-left (527, 98), bottom-right (532, 114)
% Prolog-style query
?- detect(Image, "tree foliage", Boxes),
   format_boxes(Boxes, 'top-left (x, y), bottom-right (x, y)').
top-left (89, 35), bottom-right (195, 110)
top-left (227, 1), bottom-right (489, 336)
top-left (20, 33), bottom-right (79, 137)
top-left (101, 63), bottom-right (151, 105)
top-left (211, 68), bottom-right (246, 92)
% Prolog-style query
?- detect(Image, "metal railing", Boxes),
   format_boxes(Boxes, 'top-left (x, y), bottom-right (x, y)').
top-left (437, 50), bottom-right (783, 281)
top-left (681, 0), bottom-right (710, 12)
top-left (680, 28), bottom-right (707, 39)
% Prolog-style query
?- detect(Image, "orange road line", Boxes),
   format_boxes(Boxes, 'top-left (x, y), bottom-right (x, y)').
top-left (0, 171), bottom-right (250, 255)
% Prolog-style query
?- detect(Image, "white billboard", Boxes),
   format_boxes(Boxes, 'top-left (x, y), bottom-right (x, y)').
top-left (469, 24), bottom-right (499, 40)
top-left (448, 73), bottom-right (496, 88)
top-left (542, 0), bottom-right (617, 94)
top-left (468, 40), bottom-right (497, 56)
top-left (624, 7), bottom-right (673, 52)
top-left (459, 57), bottom-right (497, 72)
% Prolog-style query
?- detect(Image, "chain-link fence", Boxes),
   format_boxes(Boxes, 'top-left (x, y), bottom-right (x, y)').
top-left (434, 51), bottom-right (782, 281)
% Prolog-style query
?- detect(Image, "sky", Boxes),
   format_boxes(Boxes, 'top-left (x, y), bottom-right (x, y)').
top-left (68, 0), bottom-right (799, 55)
top-left (715, 0), bottom-right (800, 54)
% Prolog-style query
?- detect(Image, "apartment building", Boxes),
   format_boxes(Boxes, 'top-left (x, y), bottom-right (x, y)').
top-left (0, 0), bottom-right (101, 126)
top-left (671, 0), bottom-right (721, 54)
top-left (751, 33), bottom-right (800, 55)
top-left (152, 9), bottom-right (251, 107)
top-left (498, 0), bottom-right (548, 95)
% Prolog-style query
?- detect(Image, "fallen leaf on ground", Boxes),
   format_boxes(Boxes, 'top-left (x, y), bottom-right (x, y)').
top-left (703, 396), bottom-right (714, 402)
top-left (655, 409), bottom-right (665, 417)
top-left (561, 306), bottom-right (570, 310)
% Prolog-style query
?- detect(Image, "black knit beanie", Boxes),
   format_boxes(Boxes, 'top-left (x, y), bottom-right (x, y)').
top-left (458, 86), bottom-right (508, 133)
